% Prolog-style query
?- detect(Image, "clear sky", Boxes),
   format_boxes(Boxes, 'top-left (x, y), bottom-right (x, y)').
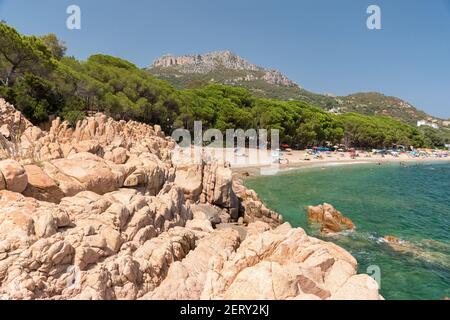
top-left (1, 0), bottom-right (450, 118)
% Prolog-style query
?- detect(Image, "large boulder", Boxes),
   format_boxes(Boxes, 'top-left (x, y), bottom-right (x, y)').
top-left (190, 203), bottom-right (223, 226)
top-left (174, 165), bottom-right (203, 201)
top-left (143, 228), bottom-right (241, 300)
top-left (307, 203), bottom-right (355, 234)
top-left (199, 222), bottom-right (380, 300)
top-left (104, 147), bottom-right (128, 164)
top-left (233, 177), bottom-right (283, 228)
top-left (0, 159), bottom-right (28, 193)
top-left (43, 153), bottom-right (119, 196)
top-left (22, 165), bottom-right (64, 203)
top-left (330, 274), bottom-right (381, 300)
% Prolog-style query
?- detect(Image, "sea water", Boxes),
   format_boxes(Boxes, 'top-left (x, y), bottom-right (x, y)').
top-left (245, 162), bottom-right (450, 300)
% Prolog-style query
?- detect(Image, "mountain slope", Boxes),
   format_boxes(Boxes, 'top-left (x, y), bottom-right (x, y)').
top-left (148, 51), bottom-right (444, 126)
top-left (334, 92), bottom-right (432, 125)
top-left (149, 51), bottom-right (300, 96)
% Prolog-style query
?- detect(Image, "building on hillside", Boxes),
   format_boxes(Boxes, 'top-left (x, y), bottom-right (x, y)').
top-left (417, 120), bottom-right (439, 129)
top-left (445, 144), bottom-right (450, 151)
top-left (327, 107), bottom-right (341, 115)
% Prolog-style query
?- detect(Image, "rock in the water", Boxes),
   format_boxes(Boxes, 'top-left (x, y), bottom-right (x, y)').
top-left (307, 203), bottom-right (355, 234)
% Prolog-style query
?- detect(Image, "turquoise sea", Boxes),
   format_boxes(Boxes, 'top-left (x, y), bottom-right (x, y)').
top-left (245, 161), bottom-right (450, 300)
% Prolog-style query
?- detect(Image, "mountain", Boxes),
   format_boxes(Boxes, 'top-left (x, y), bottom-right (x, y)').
top-left (148, 51), bottom-right (445, 126)
top-left (149, 50), bottom-right (299, 92)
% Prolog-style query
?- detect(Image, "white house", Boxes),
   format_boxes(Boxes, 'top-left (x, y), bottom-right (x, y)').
top-left (417, 120), bottom-right (439, 129)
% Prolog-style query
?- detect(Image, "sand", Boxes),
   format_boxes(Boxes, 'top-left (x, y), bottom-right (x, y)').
top-left (227, 149), bottom-right (450, 177)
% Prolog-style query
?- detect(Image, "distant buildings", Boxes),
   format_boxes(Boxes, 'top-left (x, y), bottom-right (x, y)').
top-left (417, 120), bottom-right (439, 129)
top-left (328, 107), bottom-right (342, 115)
top-left (446, 144), bottom-right (450, 151)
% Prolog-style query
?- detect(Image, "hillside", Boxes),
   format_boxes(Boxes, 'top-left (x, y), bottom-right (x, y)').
top-left (150, 51), bottom-right (298, 93)
top-left (149, 51), bottom-right (444, 126)
top-left (334, 93), bottom-right (431, 125)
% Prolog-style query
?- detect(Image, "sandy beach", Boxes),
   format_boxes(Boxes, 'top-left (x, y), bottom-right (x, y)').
top-left (227, 149), bottom-right (450, 177)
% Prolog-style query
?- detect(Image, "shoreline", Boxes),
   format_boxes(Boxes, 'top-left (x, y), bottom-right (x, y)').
top-left (231, 154), bottom-right (450, 177)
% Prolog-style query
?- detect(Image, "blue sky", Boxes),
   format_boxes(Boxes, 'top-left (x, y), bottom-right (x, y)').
top-left (1, 0), bottom-right (450, 118)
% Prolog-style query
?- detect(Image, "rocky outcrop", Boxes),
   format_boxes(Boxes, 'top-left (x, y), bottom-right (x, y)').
top-left (307, 203), bottom-right (355, 234)
top-left (0, 101), bottom-right (381, 300)
top-left (263, 70), bottom-right (296, 87)
top-left (382, 235), bottom-right (450, 270)
top-left (0, 99), bottom-right (34, 160)
top-left (200, 222), bottom-right (380, 300)
top-left (0, 185), bottom-right (196, 299)
top-left (233, 177), bottom-right (283, 228)
top-left (152, 51), bottom-right (262, 74)
top-left (0, 159), bottom-right (28, 193)
top-left (150, 51), bottom-right (297, 87)
top-left (142, 228), bottom-right (241, 300)
top-left (22, 165), bottom-right (64, 203)
top-left (140, 222), bottom-right (382, 301)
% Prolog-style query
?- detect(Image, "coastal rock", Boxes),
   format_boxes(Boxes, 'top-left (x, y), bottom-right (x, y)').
top-left (190, 203), bottom-right (222, 226)
top-left (174, 165), bottom-right (203, 201)
top-left (22, 165), bottom-right (64, 203)
top-left (0, 102), bottom-right (382, 301)
top-left (382, 235), bottom-right (449, 269)
top-left (104, 147), bottom-right (128, 164)
top-left (44, 154), bottom-right (119, 196)
top-left (198, 223), bottom-right (380, 300)
top-left (383, 235), bottom-right (401, 243)
top-left (233, 177), bottom-right (283, 228)
top-left (330, 274), bottom-right (381, 300)
top-left (307, 203), bottom-right (355, 234)
top-left (0, 99), bottom-right (34, 159)
top-left (142, 228), bottom-right (241, 300)
top-left (0, 160), bottom-right (28, 193)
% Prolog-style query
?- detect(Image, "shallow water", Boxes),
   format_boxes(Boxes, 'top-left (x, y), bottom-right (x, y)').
top-left (245, 162), bottom-right (450, 300)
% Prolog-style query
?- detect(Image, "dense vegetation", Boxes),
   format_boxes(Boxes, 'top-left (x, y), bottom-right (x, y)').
top-left (335, 93), bottom-right (431, 126)
top-left (0, 23), bottom-right (447, 149)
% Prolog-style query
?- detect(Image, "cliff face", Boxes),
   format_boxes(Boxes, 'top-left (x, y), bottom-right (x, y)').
top-left (150, 50), bottom-right (298, 88)
top-left (0, 98), bottom-right (381, 300)
top-left (153, 51), bottom-right (262, 74)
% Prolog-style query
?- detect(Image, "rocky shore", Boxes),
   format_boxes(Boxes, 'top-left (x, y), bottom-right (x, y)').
top-left (0, 98), bottom-right (381, 300)
top-left (307, 204), bottom-right (355, 235)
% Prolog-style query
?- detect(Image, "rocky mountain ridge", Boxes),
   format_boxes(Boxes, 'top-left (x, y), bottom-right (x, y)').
top-left (150, 50), bottom-right (297, 87)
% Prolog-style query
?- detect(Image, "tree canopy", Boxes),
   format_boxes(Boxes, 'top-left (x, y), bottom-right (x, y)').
top-left (0, 23), bottom-right (55, 87)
